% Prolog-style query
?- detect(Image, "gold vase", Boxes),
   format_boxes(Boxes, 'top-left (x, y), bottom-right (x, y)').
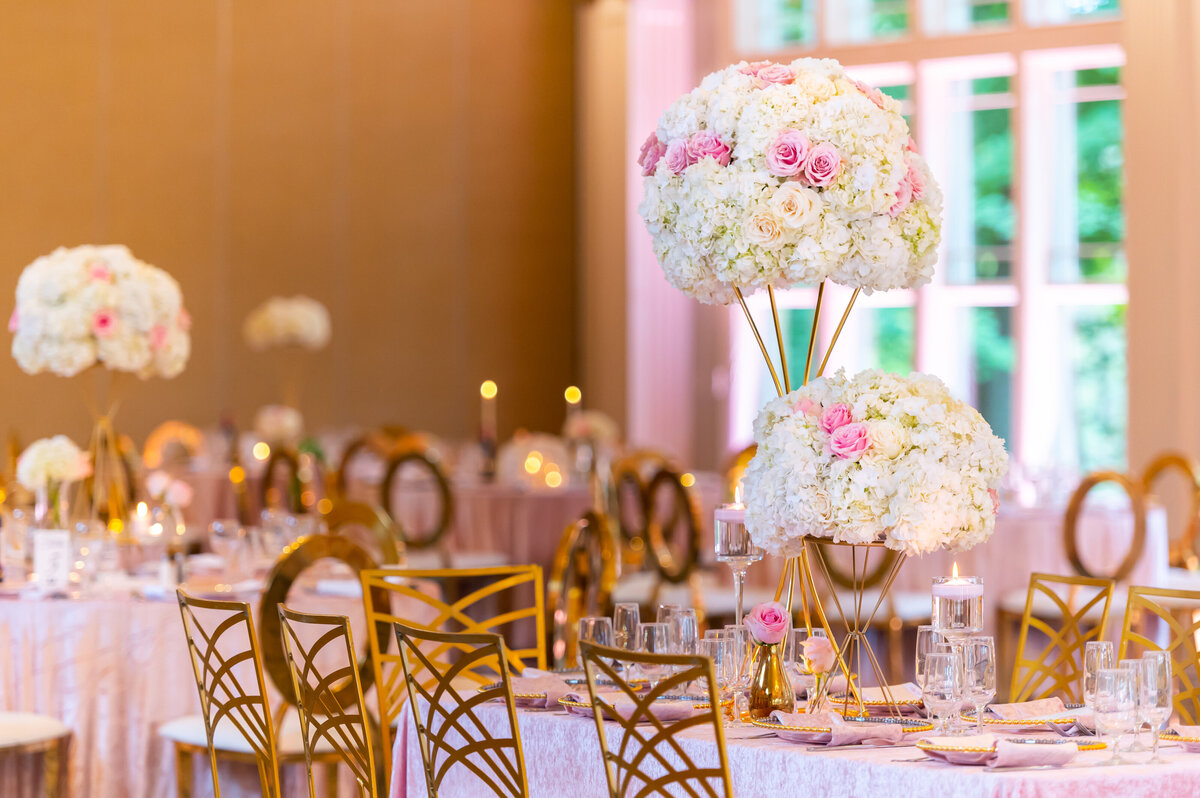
top-left (747, 642), bottom-right (794, 719)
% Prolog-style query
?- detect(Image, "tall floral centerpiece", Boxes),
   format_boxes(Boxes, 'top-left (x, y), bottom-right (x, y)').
top-left (243, 294), bottom-right (330, 412)
top-left (17, 436), bottom-right (92, 530)
top-left (10, 245), bottom-right (191, 527)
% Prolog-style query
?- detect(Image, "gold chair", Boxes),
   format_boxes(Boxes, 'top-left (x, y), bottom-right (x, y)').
top-left (0, 713), bottom-right (71, 797)
top-left (143, 420), bottom-right (205, 469)
top-left (1140, 451), bottom-right (1200, 570)
top-left (610, 449), bottom-right (675, 567)
top-left (379, 447), bottom-right (454, 553)
top-left (323, 498), bottom-right (402, 566)
top-left (547, 510), bottom-right (618, 668)
top-left (1119, 585), bottom-right (1200, 723)
top-left (579, 641), bottom-right (733, 798)
top-left (722, 443), bottom-right (756, 502)
top-left (332, 426), bottom-right (413, 500)
top-left (360, 565), bottom-right (546, 776)
top-left (1009, 573), bottom-right (1115, 703)
top-left (261, 446), bottom-right (306, 514)
top-left (279, 606), bottom-right (381, 797)
top-left (393, 622), bottom-right (530, 797)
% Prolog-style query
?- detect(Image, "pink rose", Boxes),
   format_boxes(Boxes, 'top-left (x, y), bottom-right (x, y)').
top-left (851, 78), bottom-right (887, 110)
top-left (889, 177), bottom-right (912, 217)
top-left (92, 309), bottom-right (118, 338)
top-left (793, 397), bottom-right (819, 417)
top-left (87, 259), bottom-right (112, 282)
top-left (803, 143), bottom-right (842, 187)
top-left (803, 635), bottom-right (836, 674)
top-left (7, 309), bottom-right (17, 333)
top-left (165, 480), bottom-right (194, 509)
top-left (829, 422), bottom-right (872, 460)
top-left (686, 131), bottom-right (732, 167)
top-left (989, 488), bottom-right (1000, 513)
top-left (906, 136), bottom-right (918, 152)
top-left (178, 308), bottom-right (192, 331)
top-left (738, 60), bottom-right (772, 77)
top-left (149, 324), bottom-right (168, 350)
top-left (664, 139), bottom-right (691, 175)
top-left (638, 132), bottom-right (667, 176)
top-left (766, 129), bottom-right (810, 178)
top-left (818, 402), bottom-right (853, 434)
top-left (907, 160), bottom-right (925, 200)
top-left (744, 601), bottom-right (789, 646)
top-left (757, 64), bottom-right (795, 86)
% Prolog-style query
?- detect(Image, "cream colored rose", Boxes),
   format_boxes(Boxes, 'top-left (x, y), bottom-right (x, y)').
top-left (795, 70), bottom-right (836, 101)
top-left (868, 419), bottom-right (908, 460)
top-left (770, 183), bottom-right (820, 229)
top-left (744, 211), bottom-right (784, 249)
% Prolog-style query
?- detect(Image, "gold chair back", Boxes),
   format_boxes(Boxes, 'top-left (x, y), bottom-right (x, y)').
top-left (1063, 470), bottom-right (1148, 582)
top-left (393, 622), bottom-right (529, 798)
top-left (644, 468), bottom-right (701, 585)
top-left (176, 590), bottom-right (281, 798)
top-left (1119, 585), bottom-right (1200, 723)
top-left (1140, 451), bottom-right (1200, 570)
top-left (143, 420), bottom-right (205, 469)
top-left (1009, 573), bottom-right (1114, 703)
top-left (610, 449), bottom-right (674, 564)
top-left (360, 565), bottom-right (546, 776)
top-left (279, 606), bottom-right (380, 798)
top-left (379, 449), bottom-right (453, 551)
top-left (579, 642), bottom-right (732, 798)
top-left (323, 499), bottom-right (402, 566)
top-left (723, 443), bottom-right (756, 502)
top-left (547, 510), bottom-right (618, 668)
top-left (261, 447), bottom-right (305, 514)
top-left (332, 426), bottom-right (411, 500)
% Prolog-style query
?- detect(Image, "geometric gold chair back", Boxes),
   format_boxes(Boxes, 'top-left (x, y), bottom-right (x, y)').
top-left (722, 443), bottom-right (756, 503)
top-left (1009, 572), bottom-right (1114, 703)
top-left (393, 622), bottom-right (530, 798)
top-left (1140, 451), bottom-right (1200, 570)
top-left (1119, 584), bottom-right (1200, 724)
top-left (610, 449), bottom-right (674, 567)
top-left (1063, 470), bottom-right (1147, 582)
top-left (143, 419), bottom-right (205, 469)
top-left (360, 565), bottom-right (546, 777)
top-left (547, 510), bottom-right (618, 668)
top-left (176, 589), bottom-right (281, 798)
top-left (578, 642), bottom-right (733, 798)
top-left (332, 425), bottom-right (409, 501)
top-left (644, 468), bottom-right (701, 586)
top-left (379, 448), bottom-right (454, 552)
top-left (261, 446), bottom-right (306, 515)
top-left (279, 606), bottom-right (380, 798)
top-left (323, 498), bottom-right (402, 566)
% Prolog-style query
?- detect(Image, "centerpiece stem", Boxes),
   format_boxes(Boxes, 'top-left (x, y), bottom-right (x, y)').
top-left (733, 286), bottom-right (784, 398)
top-left (816, 288), bottom-right (860, 378)
top-left (767, 286), bottom-right (791, 393)
top-left (802, 281), bottom-right (825, 386)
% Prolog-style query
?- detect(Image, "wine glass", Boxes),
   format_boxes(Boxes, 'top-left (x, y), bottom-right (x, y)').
top-left (1140, 651), bottom-right (1173, 764)
top-left (714, 505), bottom-right (763, 623)
top-left (613, 603), bottom-right (641, 651)
top-left (1084, 640), bottom-right (1115, 712)
top-left (208, 519), bottom-right (247, 584)
top-left (1094, 667), bottom-right (1136, 765)
top-left (922, 651), bottom-right (960, 733)
top-left (669, 609), bottom-right (698, 656)
top-left (961, 636), bottom-right (997, 734)
top-left (915, 625), bottom-right (944, 692)
top-left (698, 637), bottom-right (735, 721)
top-left (638, 622), bottom-right (670, 692)
top-left (579, 616), bottom-right (614, 649)
top-left (724, 624), bottom-right (752, 721)
top-left (1118, 658), bottom-right (1147, 751)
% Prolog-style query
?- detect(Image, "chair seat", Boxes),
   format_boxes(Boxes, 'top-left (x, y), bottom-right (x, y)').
top-left (159, 712), bottom-right (332, 757)
top-left (998, 586), bottom-right (1120, 623)
top-left (1164, 568), bottom-right (1200, 593)
top-left (818, 590), bottom-right (931, 625)
top-left (403, 550), bottom-right (510, 570)
top-left (0, 713), bottom-right (70, 750)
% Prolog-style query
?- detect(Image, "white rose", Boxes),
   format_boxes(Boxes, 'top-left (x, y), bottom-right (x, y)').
top-left (794, 70), bottom-right (836, 101)
top-left (743, 211), bottom-right (785, 249)
top-left (770, 183), bottom-right (820, 229)
top-left (868, 419), bottom-right (908, 460)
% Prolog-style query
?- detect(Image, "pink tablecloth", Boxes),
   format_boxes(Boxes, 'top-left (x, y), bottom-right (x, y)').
top-left (390, 702), bottom-right (1200, 797)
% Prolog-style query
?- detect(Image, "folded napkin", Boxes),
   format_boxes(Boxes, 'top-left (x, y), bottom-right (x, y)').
top-left (770, 710), bottom-right (904, 747)
top-left (1170, 725), bottom-right (1200, 752)
top-left (313, 578), bottom-right (363, 598)
top-left (920, 734), bottom-right (1079, 768)
top-left (509, 669), bottom-right (570, 709)
top-left (560, 692), bottom-right (694, 722)
top-left (987, 697), bottom-right (1067, 721)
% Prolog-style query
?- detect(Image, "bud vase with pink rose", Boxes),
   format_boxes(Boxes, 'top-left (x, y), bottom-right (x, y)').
top-left (802, 635), bottom-right (837, 713)
top-left (745, 601), bottom-right (795, 719)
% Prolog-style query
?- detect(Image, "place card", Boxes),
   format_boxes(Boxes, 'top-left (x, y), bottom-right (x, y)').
top-left (32, 529), bottom-right (72, 595)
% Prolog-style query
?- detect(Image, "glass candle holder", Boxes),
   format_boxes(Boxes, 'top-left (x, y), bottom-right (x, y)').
top-left (714, 504), bottom-right (764, 624)
top-left (931, 575), bottom-right (984, 641)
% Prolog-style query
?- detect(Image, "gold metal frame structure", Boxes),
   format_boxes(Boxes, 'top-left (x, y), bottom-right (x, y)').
top-left (323, 499), bottom-right (402, 566)
top-left (1119, 585), bottom-right (1200, 723)
top-left (260, 446), bottom-right (305, 514)
top-left (175, 589), bottom-right (282, 798)
top-left (332, 426), bottom-right (410, 499)
top-left (547, 510), bottom-right (618, 668)
top-left (1140, 451), bottom-right (1200, 570)
top-left (143, 419), bottom-right (205, 469)
top-left (1063, 470), bottom-right (1147, 582)
top-left (1009, 573), bottom-right (1114, 703)
top-left (379, 449), bottom-right (453, 551)
top-left (644, 469), bottom-right (702, 585)
top-left (279, 606), bottom-right (381, 798)
top-left (360, 565), bottom-right (546, 776)
top-left (393, 622), bottom-right (530, 798)
top-left (578, 642), bottom-right (733, 798)
top-left (610, 449), bottom-right (675, 566)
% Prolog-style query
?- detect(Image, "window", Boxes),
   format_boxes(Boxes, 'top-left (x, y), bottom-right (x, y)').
top-left (729, 2), bottom-right (1126, 477)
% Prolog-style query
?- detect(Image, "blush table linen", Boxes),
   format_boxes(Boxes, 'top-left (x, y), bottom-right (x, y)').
top-left (390, 701), bottom-right (1200, 798)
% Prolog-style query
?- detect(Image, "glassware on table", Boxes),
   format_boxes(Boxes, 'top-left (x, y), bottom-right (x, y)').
top-left (961, 636), bottom-right (997, 734)
top-left (579, 616), bottom-right (614, 649)
top-left (698, 637), bottom-right (735, 722)
top-left (208, 518), bottom-right (249, 583)
top-left (1140, 651), bottom-right (1173, 764)
top-left (1084, 640), bottom-right (1115, 712)
top-left (1118, 658), bottom-right (1147, 752)
top-left (637, 622), bottom-right (671, 691)
top-left (668, 609), bottom-right (699, 656)
top-left (931, 575), bottom-right (984, 643)
top-left (714, 504), bottom-right (763, 623)
top-left (613, 603), bottom-right (641, 651)
top-left (915, 625), bottom-right (945, 692)
top-left (786, 628), bottom-right (827, 701)
top-left (1094, 667), bottom-right (1137, 765)
top-left (922, 651), bottom-right (961, 734)
top-left (723, 624), bottom-right (752, 720)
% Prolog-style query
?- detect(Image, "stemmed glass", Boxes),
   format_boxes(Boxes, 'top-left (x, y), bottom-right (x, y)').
top-left (915, 625), bottom-right (943, 692)
top-left (1084, 641), bottom-right (1115, 713)
top-left (208, 519), bottom-right (248, 585)
top-left (579, 616), bottom-right (614, 651)
top-left (724, 624), bottom-right (752, 722)
top-left (698, 637), bottom-right (735, 720)
top-left (788, 628), bottom-right (828, 702)
top-left (1118, 658), bottom-right (1147, 751)
top-left (714, 505), bottom-right (763, 624)
top-left (961, 636), bottom-right (997, 734)
top-left (638, 622), bottom-right (671, 692)
top-left (613, 603), bottom-right (641, 651)
top-left (1094, 667), bottom-right (1136, 765)
top-left (1140, 651), bottom-right (1173, 764)
top-left (922, 651), bottom-right (960, 733)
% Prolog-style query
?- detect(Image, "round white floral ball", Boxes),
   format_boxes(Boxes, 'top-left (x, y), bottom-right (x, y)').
top-left (17, 435), bottom-right (92, 491)
top-left (243, 296), bottom-right (331, 351)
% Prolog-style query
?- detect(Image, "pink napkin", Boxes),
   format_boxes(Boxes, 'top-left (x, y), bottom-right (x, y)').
top-left (919, 734), bottom-right (1079, 768)
top-left (769, 710), bottom-right (905, 747)
top-left (560, 692), bottom-right (694, 722)
top-left (987, 697), bottom-right (1067, 720)
top-left (1170, 724), bottom-right (1200, 752)
top-left (509, 670), bottom-right (570, 709)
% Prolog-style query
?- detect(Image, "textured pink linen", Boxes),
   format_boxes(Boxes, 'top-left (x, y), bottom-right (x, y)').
top-left (988, 697), bottom-right (1068, 720)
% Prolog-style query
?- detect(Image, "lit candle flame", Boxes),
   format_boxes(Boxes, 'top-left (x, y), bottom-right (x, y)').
top-left (136, 501), bottom-right (148, 518)
top-left (952, 562), bottom-right (959, 579)
top-left (480, 380), bottom-right (498, 399)
top-left (564, 386), bottom-right (581, 405)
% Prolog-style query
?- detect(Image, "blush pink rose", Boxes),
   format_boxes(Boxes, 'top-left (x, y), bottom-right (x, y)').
top-left (889, 177), bottom-right (912, 217)
top-left (744, 601), bottom-right (789, 645)
top-left (664, 139), bottom-right (691, 175)
top-left (906, 136), bottom-right (918, 153)
top-left (829, 422), bottom-right (872, 460)
top-left (91, 309), bottom-right (118, 338)
top-left (738, 60), bottom-right (772, 77)
top-left (757, 63), bottom-right (795, 85)
top-left (766, 129), bottom-right (811, 178)
top-left (803, 143), bottom-right (842, 187)
top-left (793, 397), bottom-right (819, 417)
top-left (818, 402), bottom-right (853, 434)
top-left (149, 324), bottom-right (168, 350)
top-left (907, 160), bottom-right (925, 201)
top-left (7, 309), bottom-right (17, 333)
top-left (989, 488), bottom-right (1000, 513)
top-left (803, 635), bottom-right (836, 674)
top-left (851, 78), bottom-right (887, 110)
top-left (638, 132), bottom-right (667, 176)
top-left (686, 131), bottom-right (732, 166)
top-left (87, 259), bottom-right (112, 281)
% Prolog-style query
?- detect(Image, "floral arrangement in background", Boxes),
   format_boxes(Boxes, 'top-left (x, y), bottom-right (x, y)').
top-left (16, 436), bottom-right (92, 492)
top-left (638, 58), bottom-right (942, 304)
top-left (10, 245), bottom-right (191, 378)
top-left (562, 409), bottom-right (620, 446)
top-left (743, 369), bottom-right (1009, 557)
top-left (254, 404), bottom-right (304, 446)
top-left (145, 470), bottom-right (194, 509)
top-left (243, 295), bottom-right (331, 351)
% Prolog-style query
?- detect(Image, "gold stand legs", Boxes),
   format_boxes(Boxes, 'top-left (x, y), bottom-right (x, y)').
top-left (174, 744), bottom-right (194, 798)
top-left (43, 738), bottom-right (68, 798)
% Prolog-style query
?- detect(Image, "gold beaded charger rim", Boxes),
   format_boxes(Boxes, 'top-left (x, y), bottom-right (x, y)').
top-left (915, 738), bottom-right (1106, 754)
top-left (556, 695), bottom-right (733, 712)
top-left (477, 677), bottom-right (650, 700)
top-left (1163, 731), bottom-right (1199, 744)
top-left (960, 712), bottom-right (1080, 728)
top-left (750, 716), bottom-right (934, 735)
top-left (827, 691), bottom-right (923, 708)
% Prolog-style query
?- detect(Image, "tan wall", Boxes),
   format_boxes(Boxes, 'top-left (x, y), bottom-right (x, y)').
top-left (0, 0), bottom-right (575, 446)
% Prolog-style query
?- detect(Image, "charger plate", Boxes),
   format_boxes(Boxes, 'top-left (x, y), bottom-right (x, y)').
top-left (558, 694), bottom-right (732, 720)
top-left (962, 713), bottom-right (1079, 729)
top-left (750, 714), bottom-right (933, 743)
top-left (916, 737), bottom-right (1104, 766)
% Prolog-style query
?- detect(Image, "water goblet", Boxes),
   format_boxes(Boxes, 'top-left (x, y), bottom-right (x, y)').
top-left (1094, 667), bottom-right (1136, 765)
top-left (724, 624), bottom-right (752, 721)
top-left (1084, 640), bottom-right (1115, 713)
top-left (613, 602), bottom-right (641, 651)
top-left (961, 636), bottom-right (997, 734)
top-left (698, 637), bottom-right (735, 721)
top-left (714, 504), bottom-right (763, 623)
top-left (638, 622), bottom-right (671, 692)
top-left (1140, 651), bottom-right (1173, 764)
top-left (922, 651), bottom-right (960, 733)
top-left (1118, 658), bottom-right (1147, 751)
top-left (914, 625), bottom-right (944, 692)
top-left (579, 616), bottom-right (614, 649)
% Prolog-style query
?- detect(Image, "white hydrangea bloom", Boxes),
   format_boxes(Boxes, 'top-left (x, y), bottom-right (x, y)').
top-left (243, 296), bottom-right (331, 351)
top-left (743, 369), bottom-right (1009, 557)
top-left (16, 435), bottom-right (91, 491)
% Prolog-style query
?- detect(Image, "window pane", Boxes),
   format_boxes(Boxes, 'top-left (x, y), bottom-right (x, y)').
top-left (1027, 0), bottom-right (1119, 26)
top-left (922, 0), bottom-right (1010, 35)
top-left (734, 0), bottom-right (816, 52)
top-left (950, 306), bottom-right (1015, 445)
top-left (946, 77), bottom-right (1015, 284)
top-left (1049, 67), bottom-right (1125, 283)
top-left (1065, 305), bottom-right (1127, 471)
top-left (878, 84), bottom-right (914, 133)
top-left (782, 307), bottom-right (816, 386)
top-left (825, 0), bottom-right (909, 45)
